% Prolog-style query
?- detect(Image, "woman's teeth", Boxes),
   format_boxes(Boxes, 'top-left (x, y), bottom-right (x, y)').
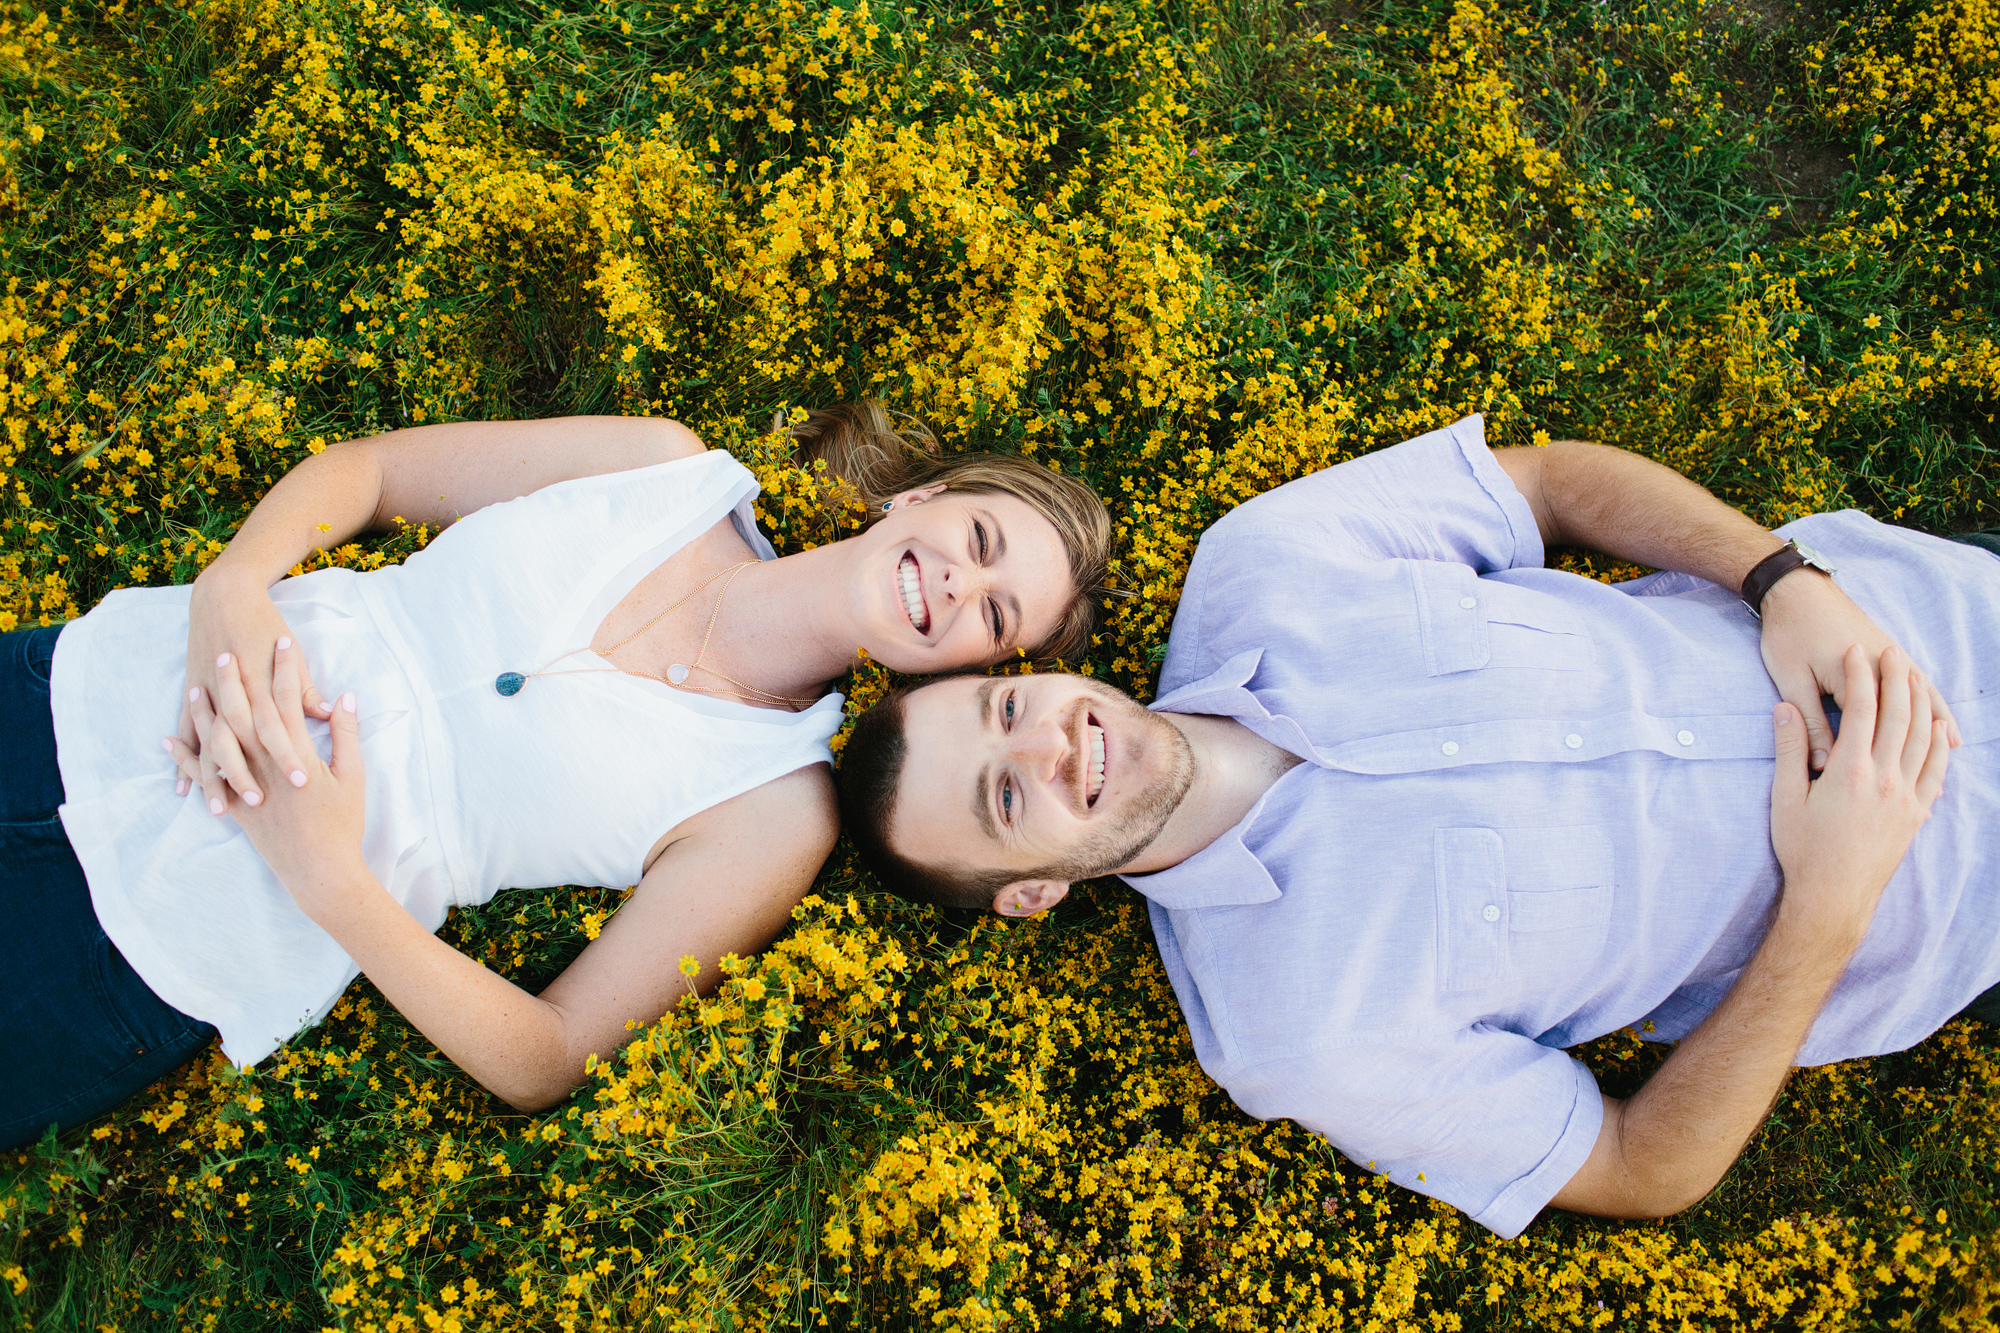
top-left (899, 553), bottom-right (930, 633)
top-left (1087, 723), bottom-right (1105, 804)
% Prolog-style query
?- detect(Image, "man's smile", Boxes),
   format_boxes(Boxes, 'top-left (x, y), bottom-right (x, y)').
top-left (1086, 713), bottom-right (1106, 806)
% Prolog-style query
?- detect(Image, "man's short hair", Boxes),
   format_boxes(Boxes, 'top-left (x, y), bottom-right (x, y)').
top-left (837, 683), bottom-right (1028, 911)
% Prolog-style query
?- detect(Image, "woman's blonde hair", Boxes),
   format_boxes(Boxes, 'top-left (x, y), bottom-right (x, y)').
top-left (784, 402), bottom-right (1111, 663)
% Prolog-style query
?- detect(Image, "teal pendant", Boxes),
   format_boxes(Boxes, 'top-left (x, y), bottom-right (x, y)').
top-left (495, 672), bottom-right (526, 697)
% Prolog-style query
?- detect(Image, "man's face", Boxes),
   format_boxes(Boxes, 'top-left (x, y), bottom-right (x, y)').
top-left (889, 673), bottom-right (1195, 890)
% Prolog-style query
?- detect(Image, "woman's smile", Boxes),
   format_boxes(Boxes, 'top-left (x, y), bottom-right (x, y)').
top-left (897, 550), bottom-right (932, 634)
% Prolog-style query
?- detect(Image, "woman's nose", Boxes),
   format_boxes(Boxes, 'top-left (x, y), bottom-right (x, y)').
top-left (939, 561), bottom-right (988, 606)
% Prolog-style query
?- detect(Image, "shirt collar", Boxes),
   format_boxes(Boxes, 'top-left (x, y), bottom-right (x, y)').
top-left (1152, 647), bottom-right (1326, 767)
top-left (1118, 778), bottom-right (1285, 910)
top-left (1120, 649), bottom-right (1291, 911)
top-left (1151, 648), bottom-right (1265, 717)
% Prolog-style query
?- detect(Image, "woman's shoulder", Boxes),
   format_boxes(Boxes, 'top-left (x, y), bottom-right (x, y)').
top-left (648, 762), bottom-right (839, 873)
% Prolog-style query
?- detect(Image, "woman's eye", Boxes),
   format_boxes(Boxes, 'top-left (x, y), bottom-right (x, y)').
top-left (974, 521), bottom-right (989, 561)
top-left (989, 599), bottom-right (1004, 642)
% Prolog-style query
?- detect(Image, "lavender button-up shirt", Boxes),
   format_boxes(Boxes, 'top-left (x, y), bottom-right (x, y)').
top-left (1122, 415), bottom-right (2000, 1238)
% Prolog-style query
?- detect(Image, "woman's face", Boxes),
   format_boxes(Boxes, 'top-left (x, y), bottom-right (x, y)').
top-left (848, 488), bottom-right (1075, 672)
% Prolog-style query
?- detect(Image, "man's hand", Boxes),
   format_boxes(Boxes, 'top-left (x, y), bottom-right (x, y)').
top-left (1553, 644), bottom-right (1949, 1222)
top-left (1758, 569), bottom-right (1961, 772)
top-left (1769, 643), bottom-right (1951, 941)
top-left (1494, 442), bottom-right (1963, 774)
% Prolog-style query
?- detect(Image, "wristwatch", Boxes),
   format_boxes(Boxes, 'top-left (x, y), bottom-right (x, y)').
top-left (1740, 539), bottom-right (1837, 617)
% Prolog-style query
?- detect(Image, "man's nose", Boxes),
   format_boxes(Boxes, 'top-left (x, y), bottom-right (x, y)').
top-left (1007, 713), bottom-right (1067, 782)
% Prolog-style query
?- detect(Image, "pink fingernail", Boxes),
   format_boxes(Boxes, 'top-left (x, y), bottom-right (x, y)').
top-left (277, 637), bottom-right (291, 651)
top-left (243, 790), bottom-right (262, 807)
top-left (290, 770), bottom-right (307, 788)
top-left (209, 797), bottom-right (225, 815)
top-left (217, 653), bottom-right (232, 667)
top-left (161, 737), bottom-right (175, 752)
top-left (189, 687), bottom-right (201, 703)
top-left (341, 692), bottom-right (357, 714)
top-left (176, 778), bottom-right (189, 797)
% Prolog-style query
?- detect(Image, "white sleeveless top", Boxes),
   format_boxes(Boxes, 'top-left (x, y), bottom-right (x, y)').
top-left (50, 451), bottom-right (843, 1067)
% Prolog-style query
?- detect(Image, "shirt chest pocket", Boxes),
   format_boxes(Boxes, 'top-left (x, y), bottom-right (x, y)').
top-left (1412, 562), bottom-right (1593, 675)
top-left (1433, 825), bottom-right (1614, 994)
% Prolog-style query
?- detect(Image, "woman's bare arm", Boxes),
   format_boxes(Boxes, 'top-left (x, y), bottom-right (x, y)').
top-left (186, 641), bottom-right (839, 1111)
top-left (180, 417), bottom-right (706, 812)
top-left (309, 768), bottom-right (836, 1111)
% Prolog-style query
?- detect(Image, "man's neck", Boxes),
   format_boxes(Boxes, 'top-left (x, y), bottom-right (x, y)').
top-left (1116, 713), bottom-right (1303, 875)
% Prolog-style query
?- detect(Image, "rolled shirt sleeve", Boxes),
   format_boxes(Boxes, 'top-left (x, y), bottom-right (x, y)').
top-left (1228, 1031), bottom-right (1605, 1239)
top-left (1198, 414), bottom-right (1544, 574)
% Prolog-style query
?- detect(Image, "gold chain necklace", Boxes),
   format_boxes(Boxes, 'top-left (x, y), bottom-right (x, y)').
top-left (494, 560), bottom-right (816, 711)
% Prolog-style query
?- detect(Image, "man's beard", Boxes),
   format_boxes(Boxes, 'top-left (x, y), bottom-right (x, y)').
top-left (1038, 701), bottom-right (1195, 883)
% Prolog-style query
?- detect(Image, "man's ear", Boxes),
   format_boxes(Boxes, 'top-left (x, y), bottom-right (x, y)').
top-left (992, 879), bottom-right (1069, 918)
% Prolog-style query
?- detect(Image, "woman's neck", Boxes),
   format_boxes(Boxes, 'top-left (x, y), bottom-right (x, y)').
top-left (695, 542), bottom-right (860, 705)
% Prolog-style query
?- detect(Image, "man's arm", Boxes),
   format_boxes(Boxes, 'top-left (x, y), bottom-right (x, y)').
top-left (1551, 646), bottom-right (1949, 1219)
top-left (1493, 440), bottom-right (1960, 770)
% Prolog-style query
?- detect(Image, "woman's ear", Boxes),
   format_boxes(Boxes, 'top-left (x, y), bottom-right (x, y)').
top-left (991, 880), bottom-right (1069, 917)
top-left (887, 483), bottom-right (948, 510)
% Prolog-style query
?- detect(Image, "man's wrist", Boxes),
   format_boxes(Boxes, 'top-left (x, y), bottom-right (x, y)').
top-left (1768, 889), bottom-right (1871, 966)
top-left (1742, 540), bottom-right (1837, 615)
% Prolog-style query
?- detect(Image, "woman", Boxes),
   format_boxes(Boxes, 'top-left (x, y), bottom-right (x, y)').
top-left (1, 404), bottom-right (1109, 1147)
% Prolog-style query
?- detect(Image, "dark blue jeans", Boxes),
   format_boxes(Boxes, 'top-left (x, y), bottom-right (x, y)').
top-left (0, 625), bottom-right (215, 1149)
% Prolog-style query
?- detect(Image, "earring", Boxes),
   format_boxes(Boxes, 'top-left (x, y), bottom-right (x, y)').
top-left (881, 500), bottom-right (895, 512)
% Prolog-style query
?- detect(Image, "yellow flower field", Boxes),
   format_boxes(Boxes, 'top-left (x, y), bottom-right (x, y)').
top-left (4, 0), bottom-right (2000, 1325)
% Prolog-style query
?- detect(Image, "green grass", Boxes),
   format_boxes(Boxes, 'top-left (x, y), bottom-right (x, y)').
top-left (5, 0), bottom-right (2000, 1325)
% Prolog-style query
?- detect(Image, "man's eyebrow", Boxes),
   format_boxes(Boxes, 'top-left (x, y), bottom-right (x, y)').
top-left (972, 679), bottom-right (998, 840)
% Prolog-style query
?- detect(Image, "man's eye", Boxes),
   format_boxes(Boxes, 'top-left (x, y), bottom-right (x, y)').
top-left (1003, 693), bottom-right (1015, 725)
top-left (974, 520), bottom-right (989, 562)
top-left (1000, 779), bottom-right (1013, 819)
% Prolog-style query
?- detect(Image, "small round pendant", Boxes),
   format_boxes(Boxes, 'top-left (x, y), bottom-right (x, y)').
top-left (495, 672), bottom-right (527, 697)
top-left (666, 663), bottom-right (691, 685)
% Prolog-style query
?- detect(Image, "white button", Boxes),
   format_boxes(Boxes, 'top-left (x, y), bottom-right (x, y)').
top-left (1459, 596), bottom-right (1477, 609)
top-left (1677, 730), bottom-right (1695, 746)
top-left (1565, 733), bottom-right (1583, 749)
top-left (1482, 904), bottom-right (1501, 923)
top-left (1442, 741), bottom-right (1460, 756)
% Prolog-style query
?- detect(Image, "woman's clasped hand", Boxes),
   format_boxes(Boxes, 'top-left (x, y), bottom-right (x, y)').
top-left (166, 639), bottom-right (369, 915)
top-left (175, 565), bottom-right (336, 805)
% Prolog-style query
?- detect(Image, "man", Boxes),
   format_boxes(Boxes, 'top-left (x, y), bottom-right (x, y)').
top-left (836, 415), bottom-right (2000, 1238)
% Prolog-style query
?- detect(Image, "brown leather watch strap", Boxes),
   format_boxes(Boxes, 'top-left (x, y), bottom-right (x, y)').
top-left (1740, 542), bottom-right (1818, 616)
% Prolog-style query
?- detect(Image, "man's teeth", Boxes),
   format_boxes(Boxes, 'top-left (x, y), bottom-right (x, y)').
top-left (1087, 723), bottom-right (1105, 802)
top-left (899, 554), bottom-right (928, 631)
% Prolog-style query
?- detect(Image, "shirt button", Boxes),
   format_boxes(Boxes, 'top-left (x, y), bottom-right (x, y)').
top-left (1482, 904), bottom-right (1501, 923)
top-left (1677, 729), bottom-right (1695, 746)
top-left (1459, 596), bottom-right (1477, 609)
top-left (1564, 733), bottom-right (1583, 749)
top-left (1442, 741), bottom-right (1460, 756)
